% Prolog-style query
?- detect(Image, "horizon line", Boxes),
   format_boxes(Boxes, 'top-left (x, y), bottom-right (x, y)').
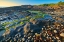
top-left (0, 1), bottom-right (63, 8)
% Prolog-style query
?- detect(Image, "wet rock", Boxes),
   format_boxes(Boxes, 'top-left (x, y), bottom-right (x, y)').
top-left (24, 22), bottom-right (30, 34)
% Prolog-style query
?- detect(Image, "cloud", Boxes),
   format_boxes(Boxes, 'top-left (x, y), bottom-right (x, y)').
top-left (0, 1), bottom-right (21, 7)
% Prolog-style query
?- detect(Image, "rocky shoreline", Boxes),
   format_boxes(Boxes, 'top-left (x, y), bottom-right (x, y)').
top-left (0, 5), bottom-right (64, 42)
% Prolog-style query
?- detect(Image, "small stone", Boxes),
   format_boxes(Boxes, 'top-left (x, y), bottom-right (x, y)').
top-left (60, 33), bottom-right (64, 37)
top-left (42, 28), bottom-right (43, 30)
top-left (28, 37), bottom-right (30, 39)
top-left (54, 30), bottom-right (57, 33)
top-left (22, 38), bottom-right (25, 41)
top-left (56, 37), bottom-right (59, 39)
top-left (61, 24), bottom-right (63, 26)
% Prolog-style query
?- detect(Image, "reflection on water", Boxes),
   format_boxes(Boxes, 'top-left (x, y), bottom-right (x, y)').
top-left (0, 14), bottom-right (54, 36)
top-left (0, 30), bottom-right (5, 36)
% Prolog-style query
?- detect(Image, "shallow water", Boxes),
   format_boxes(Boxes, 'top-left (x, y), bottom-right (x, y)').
top-left (0, 14), bottom-right (53, 36)
top-left (0, 30), bottom-right (5, 36)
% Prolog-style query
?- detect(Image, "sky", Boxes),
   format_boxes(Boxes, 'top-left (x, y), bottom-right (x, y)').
top-left (0, 0), bottom-right (64, 7)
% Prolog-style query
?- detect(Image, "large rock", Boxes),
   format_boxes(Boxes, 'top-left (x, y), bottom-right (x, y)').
top-left (24, 22), bottom-right (30, 34)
